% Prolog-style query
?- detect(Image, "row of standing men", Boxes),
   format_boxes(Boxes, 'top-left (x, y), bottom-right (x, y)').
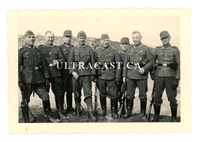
top-left (18, 29), bottom-right (180, 122)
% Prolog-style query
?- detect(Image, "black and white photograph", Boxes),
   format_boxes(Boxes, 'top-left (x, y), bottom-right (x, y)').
top-left (17, 15), bottom-right (181, 123)
top-left (7, 8), bottom-right (190, 133)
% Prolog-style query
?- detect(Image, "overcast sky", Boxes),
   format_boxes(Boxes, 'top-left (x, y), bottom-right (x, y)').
top-left (18, 16), bottom-right (179, 48)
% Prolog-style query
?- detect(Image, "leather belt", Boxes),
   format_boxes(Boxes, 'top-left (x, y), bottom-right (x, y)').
top-left (49, 64), bottom-right (54, 67)
top-left (24, 66), bottom-right (41, 70)
top-left (158, 63), bottom-right (172, 67)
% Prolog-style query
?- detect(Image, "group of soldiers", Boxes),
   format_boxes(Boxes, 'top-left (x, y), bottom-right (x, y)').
top-left (18, 29), bottom-right (180, 123)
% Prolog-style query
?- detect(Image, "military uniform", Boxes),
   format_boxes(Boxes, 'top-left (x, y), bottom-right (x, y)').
top-left (94, 34), bottom-right (121, 119)
top-left (123, 42), bottom-right (154, 118)
top-left (59, 42), bottom-right (74, 112)
top-left (68, 31), bottom-right (97, 121)
top-left (18, 30), bottom-right (57, 123)
top-left (38, 42), bottom-right (66, 120)
top-left (152, 31), bottom-right (180, 122)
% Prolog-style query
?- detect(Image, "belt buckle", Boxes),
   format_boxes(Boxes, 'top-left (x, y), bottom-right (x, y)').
top-left (163, 63), bottom-right (167, 67)
top-left (35, 67), bottom-right (39, 70)
top-left (49, 64), bottom-right (54, 67)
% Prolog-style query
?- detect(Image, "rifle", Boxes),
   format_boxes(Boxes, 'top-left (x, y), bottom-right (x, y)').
top-left (21, 88), bottom-right (29, 123)
top-left (21, 84), bottom-right (37, 123)
top-left (74, 79), bottom-right (80, 117)
top-left (146, 81), bottom-right (156, 121)
top-left (93, 81), bottom-right (98, 116)
top-left (117, 82), bottom-right (127, 118)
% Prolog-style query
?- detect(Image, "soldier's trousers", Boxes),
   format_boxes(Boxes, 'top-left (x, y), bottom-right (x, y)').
top-left (98, 79), bottom-right (118, 99)
top-left (71, 75), bottom-right (92, 101)
top-left (22, 83), bottom-right (49, 103)
top-left (61, 74), bottom-right (73, 95)
top-left (154, 76), bottom-right (178, 108)
top-left (126, 79), bottom-right (147, 101)
top-left (47, 77), bottom-right (62, 97)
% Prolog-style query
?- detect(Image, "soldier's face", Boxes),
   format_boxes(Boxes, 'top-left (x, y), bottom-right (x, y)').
top-left (45, 33), bottom-right (55, 46)
top-left (77, 36), bottom-right (86, 46)
top-left (25, 35), bottom-right (35, 46)
top-left (132, 33), bottom-right (142, 45)
top-left (63, 36), bottom-right (72, 44)
top-left (120, 43), bottom-right (129, 52)
top-left (101, 39), bottom-right (109, 47)
top-left (161, 36), bottom-right (170, 45)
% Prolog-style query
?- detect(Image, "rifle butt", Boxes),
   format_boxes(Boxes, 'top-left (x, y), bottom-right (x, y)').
top-left (21, 103), bottom-right (29, 123)
top-left (146, 104), bottom-right (153, 121)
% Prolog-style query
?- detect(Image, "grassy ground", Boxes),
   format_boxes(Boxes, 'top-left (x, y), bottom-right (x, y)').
top-left (18, 78), bottom-right (181, 123)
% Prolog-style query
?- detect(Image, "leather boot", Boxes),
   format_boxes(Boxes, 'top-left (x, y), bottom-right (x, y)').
top-left (123, 98), bottom-right (133, 119)
top-left (55, 96), bottom-right (68, 121)
top-left (99, 96), bottom-right (107, 116)
top-left (42, 100), bottom-right (59, 123)
top-left (88, 111), bottom-right (97, 122)
top-left (73, 96), bottom-right (83, 116)
top-left (140, 100), bottom-right (147, 120)
top-left (60, 91), bottom-right (65, 113)
top-left (151, 105), bottom-right (161, 122)
top-left (26, 103), bottom-right (30, 122)
top-left (85, 97), bottom-right (97, 122)
top-left (111, 99), bottom-right (118, 119)
top-left (170, 107), bottom-right (177, 122)
top-left (66, 94), bottom-right (74, 112)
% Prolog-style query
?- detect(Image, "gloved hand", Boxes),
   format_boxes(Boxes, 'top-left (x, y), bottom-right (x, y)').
top-left (72, 72), bottom-right (79, 80)
top-left (18, 81), bottom-right (25, 91)
top-left (172, 78), bottom-right (179, 90)
top-left (45, 79), bottom-right (50, 88)
top-left (115, 78), bottom-right (120, 84)
top-left (139, 68), bottom-right (145, 74)
top-left (90, 75), bottom-right (95, 82)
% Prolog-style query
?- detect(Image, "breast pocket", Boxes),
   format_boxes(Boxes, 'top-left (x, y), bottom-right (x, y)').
top-left (74, 52), bottom-right (80, 62)
top-left (36, 53), bottom-right (42, 59)
top-left (106, 53), bottom-right (114, 62)
top-left (36, 53), bottom-right (42, 64)
top-left (138, 51), bottom-right (146, 61)
top-left (23, 52), bottom-right (32, 66)
top-left (157, 52), bottom-right (164, 61)
top-left (51, 49), bottom-right (58, 59)
top-left (84, 52), bottom-right (91, 63)
top-left (163, 53), bottom-right (171, 61)
top-left (169, 52), bottom-right (175, 62)
top-left (97, 53), bottom-right (102, 62)
top-left (129, 52), bottom-right (136, 62)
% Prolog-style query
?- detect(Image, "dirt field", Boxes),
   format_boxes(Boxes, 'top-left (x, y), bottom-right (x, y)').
top-left (18, 77), bottom-right (181, 123)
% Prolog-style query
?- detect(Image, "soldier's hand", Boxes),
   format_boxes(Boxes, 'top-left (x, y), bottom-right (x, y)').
top-left (18, 81), bottom-right (25, 91)
top-left (123, 77), bottom-right (126, 83)
top-left (172, 78), bottom-right (179, 90)
top-left (90, 75), bottom-right (95, 82)
top-left (72, 72), bottom-right (79, 80)
top-left (139, 68), bottom-right (145, 74)
top-left (45, 79), bottom-right (50, 88)
top-left (53, 60), bottom-right (58, 66)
